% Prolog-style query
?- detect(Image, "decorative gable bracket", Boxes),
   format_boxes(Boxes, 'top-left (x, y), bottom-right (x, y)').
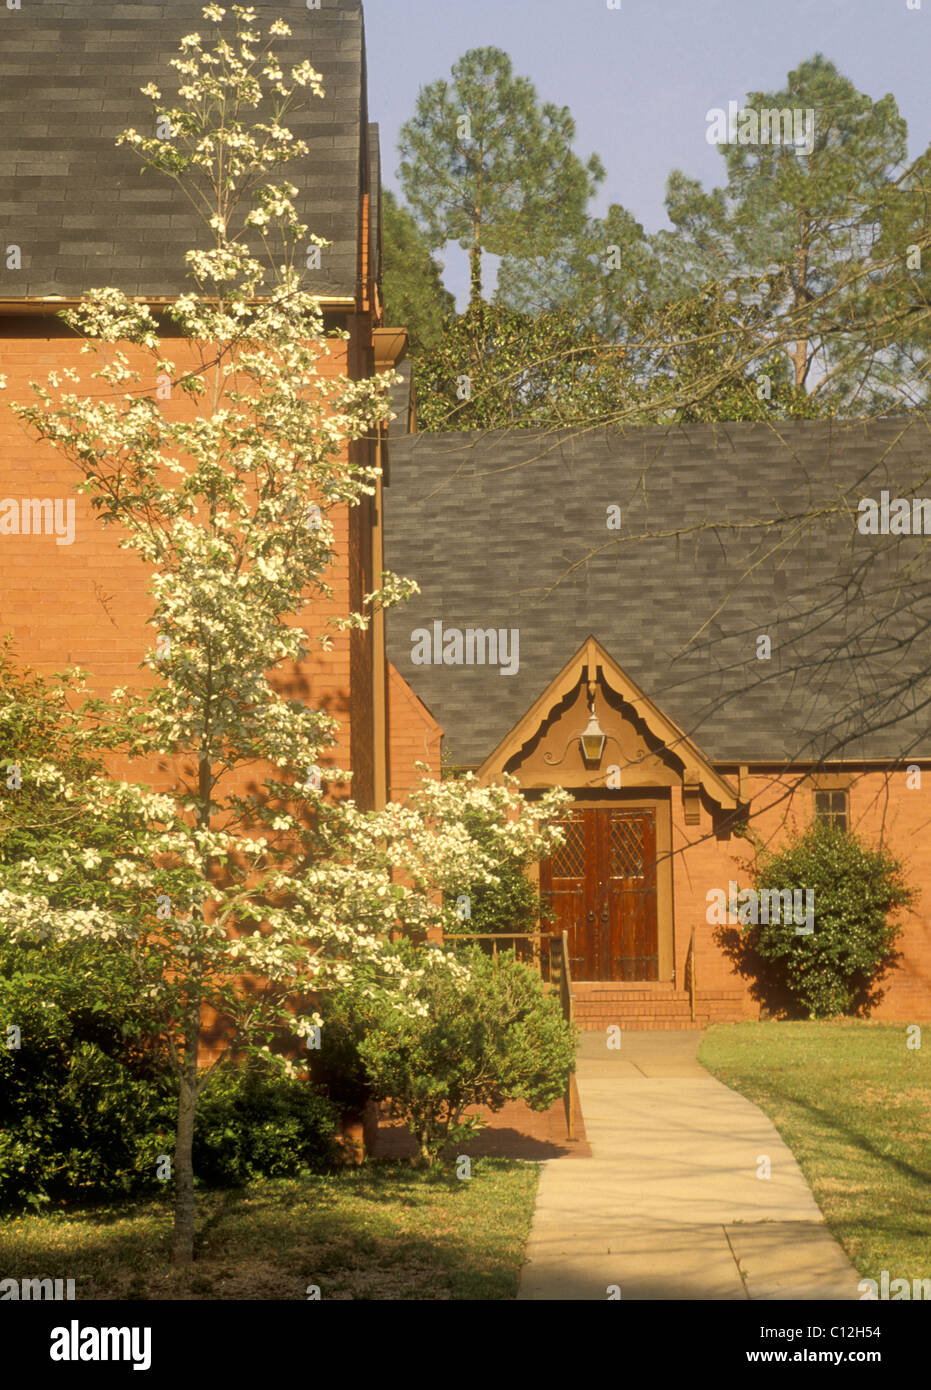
top-left (477, 635), bottom-right (738, 815)
top-left (681, 769), bottom-right (704, 825)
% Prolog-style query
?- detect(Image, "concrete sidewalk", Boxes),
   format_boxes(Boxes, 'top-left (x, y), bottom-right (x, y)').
top-left (518, 1031), bottom-right (862, 1301)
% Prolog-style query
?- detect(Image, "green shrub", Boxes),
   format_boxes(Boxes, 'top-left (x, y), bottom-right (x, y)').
top-left (307, 1000), bottom-right (373, 1117)
top-left (192, 1064), bottom-right (340, 1187)
top-left (334, 942), bottom-right (577, 1167)
top-left (745, 821), bottom-right (914, 1018)
top-left (0, 978), bottom-right (175, 1209)
top-left (0, 950), bottom-right (340, 1208)
top-left (440, 776), bottom-right (555, 946)
top-left (447, 852), bottom-right (553, 939)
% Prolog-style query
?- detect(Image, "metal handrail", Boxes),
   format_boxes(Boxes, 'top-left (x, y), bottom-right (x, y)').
top-left (560, 930), bottom-right (576, 1139)
top-left (685, 926), bottom-right (696, 1022)
top-left (444, 930), bottom-right (562, 971)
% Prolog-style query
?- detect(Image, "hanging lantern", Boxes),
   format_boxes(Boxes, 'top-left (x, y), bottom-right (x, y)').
top-left (580, 708), bottom-right (606, 764)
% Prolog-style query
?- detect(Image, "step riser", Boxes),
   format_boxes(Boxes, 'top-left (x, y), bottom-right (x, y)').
top-left (576, 1008), bottom-right (741, 1016)
top-left (571, 994), bottom-right (745, 1004)
top-left (571, 984), bottom-right (748, 1030)
top-left (571, 986), bottom-right (745, 998)
top-left (577, 1017), bottom-right (741, 1031)
top-left (574, 1005), bottom-right (741, 1015)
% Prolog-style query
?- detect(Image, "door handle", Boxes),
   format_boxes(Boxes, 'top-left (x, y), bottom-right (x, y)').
top-left (586, 911), bottom-right (595, 924)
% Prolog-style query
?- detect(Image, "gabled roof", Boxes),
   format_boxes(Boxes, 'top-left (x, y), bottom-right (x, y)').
top-left (478, 635), bottom-right (739, 808)
top-left (0, 0), bottom-right (368, 303)
top-left (384, 417), bottom-right (931, 767)
top-left (367, 122), bottom-right (382, 288)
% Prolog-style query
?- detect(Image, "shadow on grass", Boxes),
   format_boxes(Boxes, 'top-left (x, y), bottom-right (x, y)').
top-left (2, 1161), bottom-right (535, 1300)
top-left (710, 1063), bottom-right (931, 1193)
top-left (788, 1092), bottom-right (929, 1191)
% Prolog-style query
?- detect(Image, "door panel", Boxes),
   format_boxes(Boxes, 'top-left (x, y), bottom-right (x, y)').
top-left (605, 809), bottom-right (658, 981)
top-left (539, 810), bottom-right (591, 977)
top-left (541, 807), bottom-right (659, 981)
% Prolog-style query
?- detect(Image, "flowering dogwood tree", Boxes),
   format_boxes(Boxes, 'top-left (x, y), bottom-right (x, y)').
top-left (0, 7), bottom-right (569, 1263)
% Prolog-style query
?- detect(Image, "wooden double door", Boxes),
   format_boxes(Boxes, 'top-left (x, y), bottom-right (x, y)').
top-left (540, 807), bottom-right (659, 981)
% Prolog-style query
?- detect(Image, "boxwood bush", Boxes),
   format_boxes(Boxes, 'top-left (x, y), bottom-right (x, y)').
top-left (192, 1065), bottom-right (340, 1187)
top-left (0, 955), bottom-right (340, 1210)
top-left (745, 821), bottom-right (915, 1018)
top-left (0, 976), bottom-right (174, 1209)
top-left (327, 941), bottom-right (577, 1167)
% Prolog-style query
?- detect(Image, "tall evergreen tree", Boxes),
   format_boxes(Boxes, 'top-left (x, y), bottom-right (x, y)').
top-left (868, 141), bottom-right (931, 411)
top-left (398, 47), bottom-right (604, 311)
top-left (380, 190), bottom-right (455, 355)
top-left (654, 54), bottom-right (915, 411)
top-left (496, 203), bottom-right (658, 341)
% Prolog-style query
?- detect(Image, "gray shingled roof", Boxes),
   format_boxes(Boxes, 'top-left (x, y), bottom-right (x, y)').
top-left (367, 121), bottom-right (381, 287)
top-left (385, 419), bottom-right (931, 768)
top-left (387, 359), bottom-right (414, 439)
top-left (0, 0), bottom-right (366, 300)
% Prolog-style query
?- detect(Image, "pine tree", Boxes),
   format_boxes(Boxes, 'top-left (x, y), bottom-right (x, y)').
top-left (398, 47), bottom-right (604, 312)
top-left (496, 203), bottom-right (658, 342)
top-left (655, 54), bottom-right (916, 412)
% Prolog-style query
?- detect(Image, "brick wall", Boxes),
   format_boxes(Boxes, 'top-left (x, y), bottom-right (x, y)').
top-left (671, 769), bottom-right (931, 1021)
top-left (0, 324), bottom-right (364, 791)
top-left (386, 661), bottom-right (443, 800)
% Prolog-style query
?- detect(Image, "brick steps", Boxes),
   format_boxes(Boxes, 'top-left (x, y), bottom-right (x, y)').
top-left (570, 980), bottom-right (747, 1030)
top-left (575, 1014), bottom-right (742, 1031)
top-left (571, 983), bottom-right (745, 997)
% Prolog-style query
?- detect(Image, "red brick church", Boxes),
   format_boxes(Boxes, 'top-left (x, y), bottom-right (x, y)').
top-left (2, 1), bottom-right (928, 1030)
top-left (383, 421), bottom-right (931, 1026)
top-left (0, 0), bottom-right (437, 815)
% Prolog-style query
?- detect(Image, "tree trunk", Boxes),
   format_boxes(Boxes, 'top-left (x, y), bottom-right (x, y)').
top-left (792, 235), bottom-right (810, 388)
top-left (172, 758), bottom-right (212, 1265)
top-left (469, 225), bottom-right (482, 313)
top-left (171, 1020), bottom-right (200, 1264)
top-left (792, 336), bottom-right (808, 388)
top-left (412, 1104), bottom-right (436, 1168)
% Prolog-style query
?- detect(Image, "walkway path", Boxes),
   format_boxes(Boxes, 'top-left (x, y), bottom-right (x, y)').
top-left (518, 1031), bottom-right (862, 1301)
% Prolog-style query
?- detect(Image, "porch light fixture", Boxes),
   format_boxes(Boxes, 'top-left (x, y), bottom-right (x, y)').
top-left (544, 683), bottom-right (610, 768)
top-left (579, 705), bottom-right (607, 764)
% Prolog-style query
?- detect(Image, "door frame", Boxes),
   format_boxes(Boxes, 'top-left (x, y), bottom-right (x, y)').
top-left (530, 788), bottom-right (675, 983)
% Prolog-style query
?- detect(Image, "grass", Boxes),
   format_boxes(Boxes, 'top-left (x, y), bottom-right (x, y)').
top-left (0, 1158), bottom-right (539, 1300)
top-left (698, 1020), bottom-right (930, 1284)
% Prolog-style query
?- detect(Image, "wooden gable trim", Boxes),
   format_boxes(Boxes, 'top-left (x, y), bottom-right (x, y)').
top-left (477, 634), bottom-right (738, 809)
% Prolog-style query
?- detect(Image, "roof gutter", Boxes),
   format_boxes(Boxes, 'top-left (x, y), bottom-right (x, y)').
top-left (0, 295), bottom-right (358, 316)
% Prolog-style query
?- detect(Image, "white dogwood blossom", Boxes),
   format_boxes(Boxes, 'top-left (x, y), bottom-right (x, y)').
top-left (1, 5), bottom-right (572, 1265)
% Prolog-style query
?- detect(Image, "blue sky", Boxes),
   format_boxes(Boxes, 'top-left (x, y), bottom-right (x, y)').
top-left (363, 0), bottom-right (931, 308)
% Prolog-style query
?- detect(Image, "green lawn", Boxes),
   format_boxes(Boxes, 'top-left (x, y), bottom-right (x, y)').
top-left (699, 1021), bottom-right (930, 1284)
top-left (0, 1159), bottom-right (539, 1300)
